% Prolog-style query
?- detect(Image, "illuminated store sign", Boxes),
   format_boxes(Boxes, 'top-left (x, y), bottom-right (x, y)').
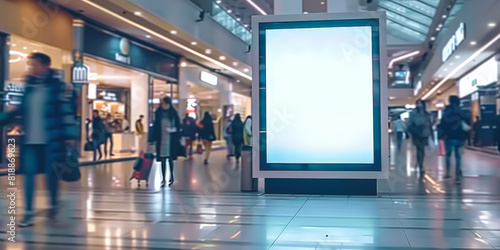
top-left (115, 38), bottom-right (131, 64)
top-left (200, 71), bottom-right (218, 86)
top-left (5, 83), bottom-right (25, 93)
top-left (99, 91), bottom-right (118, 101)
top-left (442, 22), bottom-right (465, 62)
top-left (458, 57), bottom-right (497, 98)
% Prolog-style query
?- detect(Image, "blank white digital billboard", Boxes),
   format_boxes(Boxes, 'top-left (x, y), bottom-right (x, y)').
top-left (265, 26), bottom-right (374, 164)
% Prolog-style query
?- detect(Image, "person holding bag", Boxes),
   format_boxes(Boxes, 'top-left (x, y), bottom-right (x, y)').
top-left (0, 53), bottom-right (79, 227)
top-left (148, 97), bottom-right (182, 187)
top-left (439, 95), bottom-right (470, 182)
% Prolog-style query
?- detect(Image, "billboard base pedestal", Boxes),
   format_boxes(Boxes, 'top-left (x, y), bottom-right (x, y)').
top-left (265, 179), bottom-right (377, 195)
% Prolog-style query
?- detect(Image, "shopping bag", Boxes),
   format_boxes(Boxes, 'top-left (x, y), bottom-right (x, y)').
top-left (438, 140), bottom-right (446, 156)
top-left (57, 146), bottom-right (81, 182)
top-left (197, 142), bottom-right (204, 154)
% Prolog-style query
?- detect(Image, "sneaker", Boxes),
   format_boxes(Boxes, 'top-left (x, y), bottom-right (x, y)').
top-left (204, 159), bottom-right (208, 165)
top-left (444, 174), bottom-right (452, 179)
top-left (19, 214), bottom-right (34, 228)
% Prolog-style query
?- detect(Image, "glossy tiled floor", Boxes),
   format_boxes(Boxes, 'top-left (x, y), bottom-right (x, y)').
top-left (1, 140), bottom-right (500, 249)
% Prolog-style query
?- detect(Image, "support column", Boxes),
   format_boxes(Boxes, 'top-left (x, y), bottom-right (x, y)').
top-left (274, 0), bottom-right (302, 14)
top-left (178, 61), bottom-right (189, 119)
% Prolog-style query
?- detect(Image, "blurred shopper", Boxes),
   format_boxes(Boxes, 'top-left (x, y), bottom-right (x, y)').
top-left (392, 116), bottom-right (406, 150)
top-left (472, 116), bottom-right (481, 146)
top-left (439, 96), bottom-right (469, 182)
top-left (104, 113), bottom-right (115, 156)
top-left (231, 114), bottom-right (244, 163)
top-left (495, 110), bottom-right (500, 154)
top-left (243, 115), bottom-right (252, 145)
top-left (0, 53), bottom-right (77, 227)
top-left (149, 97), bottom-right (182, 187)
top-left (135, 115), bottom-right (145, 152)
top-left (198, 111), bottom-right (216, 165)
top-left (92, 110), bottom-right (105, 161)
top-left (408, 100), bottom-right (433, 174)
top-left (182, 113), bottom-right (197, 159)
top-left (223, 117), bottom-right (234, 159)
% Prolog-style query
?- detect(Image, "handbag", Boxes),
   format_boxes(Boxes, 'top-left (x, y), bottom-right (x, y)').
top-left (197, 141), bottom-right (204, 154)
top-left (84, 141), bottom-right (94, 151)
top-left (55, 146), bottom-right (81, 182)
top-left (461, 121), bottom-right (471, 132)
top-left (438, 140), bottom-right (446, 156)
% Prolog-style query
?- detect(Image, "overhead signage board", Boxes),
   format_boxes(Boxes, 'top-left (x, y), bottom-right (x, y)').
top-left (252, 12), bottom-right (388, 179)
top-left (200, 71), bottom-right (218, 86)
top-left (442, 22), bottom-right (465, 62)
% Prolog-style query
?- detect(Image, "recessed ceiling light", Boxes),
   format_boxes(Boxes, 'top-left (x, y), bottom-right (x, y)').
top-left (236, 18), bottom-right (241, 21)
top-left (436, 27), bottom-right (441, 31)
top-left (12, 44), bottom-right (16, 47)
top-left (243, 68), bottom-right (249, 72)
top-left (455, 55), bottom-right (460, 59)
top-left (219, 56), bottom-right (226, 60)
top-left (170, 30), bottom-right (177, 34)
top-left (145, 35), bottom-right (151, 38)
top-left (244, 24), bottom-right (249, 27)
top-left (216, 0), bottom-right (222, 3)
top-left (438, 74), bottom-right (443, 77)
top-left (430, 36), bottom-right (436, 41)
top-left (232, 61), bottom-right (238, 66)
top-left (33, 50), bottom-right (37, 52)
top-left (437, 90), bottom-right (442, 93)
top-left (431, 82), bottom-right (435, 85)
top-left (444, 68), bottom-right (448, 71)
top-left (180, 62), bottom-right (187, 67)
top-left (470, 41), bottom-right (477, 45)
top-left (205, 49), bottom-right (212, 54)
top-left (236, 80), bottom-right (240, 83)
top-left (450, 63), bottom-right (454, 66)
top-left (438, 23), bottom-right (443, 28)
top-left (389, 96), bottom-right (396, 100)
top-left (303, 12), bottom-right (309, 14)
top-left (442, 14), bottom-right (447, 18)
top-left (23, 46), bottom-right (27, 50)
top-left (227, 9), bottom-right (232, 13)
top-left (134, 11), bottom-right (142, 16)
top-left (191, 41), bottom-right (197, 45)
top-left (488, 22), bottom-right (496, 27)
top-left (321, 1), bottom-right (325, 4)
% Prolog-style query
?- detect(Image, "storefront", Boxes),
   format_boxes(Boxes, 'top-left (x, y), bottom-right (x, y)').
top-left (81, 24), bottom-right (179, 153)
top-left (458, 56), bottom-right (498, 147)
top-left (178, 63), bottom-right (250, 140)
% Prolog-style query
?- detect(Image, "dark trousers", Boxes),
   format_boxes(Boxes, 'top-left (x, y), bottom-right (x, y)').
top-left (234, 142), bottom-right (242, 159)
top-left (445, 139), bottom-right (464, 178)
top-left (104, 133), bottom-right (113, 155)
top-left (93, 140), bottom-right (102, 161)
top-left (22, 145), bottom-right (59, 214)
top-left (413, 137), bottom-right (427, 170)
top-left (185, 138), bottom-right (194, 157)
top-left (396, 132), bottom-right (404, 149)
top-left (160, 158), bottom-right (174, 182)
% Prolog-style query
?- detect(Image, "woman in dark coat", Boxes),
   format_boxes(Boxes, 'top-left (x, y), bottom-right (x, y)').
top-left (148, 97), bottom-right (182, 187)
top-left (407, 100), bottom-right (433, 174)
top-left (198, 111), bottom-right (216, 165)
top-left (230, 114), bottom-right (244, 163)
top-left (91, 110), bottom-right (106, 161)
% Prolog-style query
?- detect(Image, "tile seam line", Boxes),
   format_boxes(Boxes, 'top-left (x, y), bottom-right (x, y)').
top-left (268, 195), bottom-right (311, 249)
